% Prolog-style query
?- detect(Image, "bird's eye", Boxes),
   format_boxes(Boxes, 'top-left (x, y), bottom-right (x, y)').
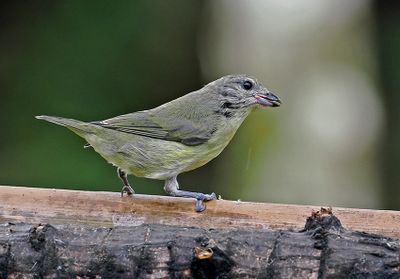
top-left (242, 80), bottom-right (253, 90)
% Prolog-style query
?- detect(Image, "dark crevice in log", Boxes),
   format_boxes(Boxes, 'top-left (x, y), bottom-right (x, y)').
top-left (303, 214), bottom-right (344, 279)
top-left (190, 240), bottom-right (235, 278)
top-left (0, 241), bottom-right (11, 279)
top-left (263, 231), bottom-right (283, 278)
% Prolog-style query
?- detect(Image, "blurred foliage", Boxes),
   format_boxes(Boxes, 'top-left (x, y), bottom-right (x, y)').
top-left (0, 0), bottom-right (205, 195)
top-left (375, 1), bottom-right (400, 209)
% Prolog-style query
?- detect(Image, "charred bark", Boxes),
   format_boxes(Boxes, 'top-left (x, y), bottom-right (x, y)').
top-left (0, 214), bottom-right (399, 278)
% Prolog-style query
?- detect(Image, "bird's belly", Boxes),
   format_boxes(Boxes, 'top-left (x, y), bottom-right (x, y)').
top-left (132, 140), bottom-right (228, 179)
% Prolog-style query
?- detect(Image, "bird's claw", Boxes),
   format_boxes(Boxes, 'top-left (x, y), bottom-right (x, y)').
top-left (121, 185), bottom-right (135, 197)
top-left (195, 192), bottom-right (217, 212)
top-left (204, 192), bottom-right (216, 201)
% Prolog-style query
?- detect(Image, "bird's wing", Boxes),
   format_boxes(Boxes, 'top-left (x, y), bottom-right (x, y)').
top-left (93, 110), bottom-right (217, 146)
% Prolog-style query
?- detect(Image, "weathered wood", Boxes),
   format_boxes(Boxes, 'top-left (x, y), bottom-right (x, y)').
top-left (0, 186), bottom-right (399, 238)
top-left (0, 212), bottom-right (399, 278)
top-left (0, 186), bottom-right (399, 278)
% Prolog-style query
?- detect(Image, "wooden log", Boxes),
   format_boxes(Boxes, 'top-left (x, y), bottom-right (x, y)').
top-left (0, 185), bottom-right (399, 278)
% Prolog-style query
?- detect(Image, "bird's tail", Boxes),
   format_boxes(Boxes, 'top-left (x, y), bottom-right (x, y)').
top-left (35, 115), bottom-right (99, 136)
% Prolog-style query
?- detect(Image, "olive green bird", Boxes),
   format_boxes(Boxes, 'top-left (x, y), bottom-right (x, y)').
top-left (36, 75), bottom-right (281, 212)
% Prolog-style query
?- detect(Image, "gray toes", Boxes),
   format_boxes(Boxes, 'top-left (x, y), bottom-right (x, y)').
top-left (194, 192), bottom-right (217, 212)
top-left (205, 192), bottom-right (216, 201)
top-left (195, 199), bottom-right (206, 212)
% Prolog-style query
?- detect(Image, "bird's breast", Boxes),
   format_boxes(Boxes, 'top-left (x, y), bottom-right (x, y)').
top-left (181, 122), bottom-right (240, 172)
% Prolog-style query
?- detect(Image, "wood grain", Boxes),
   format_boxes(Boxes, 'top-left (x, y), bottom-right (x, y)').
top-left (0, 185), bottom-right (399, 239)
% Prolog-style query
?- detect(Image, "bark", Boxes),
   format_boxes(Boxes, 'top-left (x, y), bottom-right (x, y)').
top-left (0, 214), bottom-right (399, 278)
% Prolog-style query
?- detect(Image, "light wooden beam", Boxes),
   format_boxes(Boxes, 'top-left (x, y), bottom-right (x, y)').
top-left (0, 185), bottom-right (399, 239)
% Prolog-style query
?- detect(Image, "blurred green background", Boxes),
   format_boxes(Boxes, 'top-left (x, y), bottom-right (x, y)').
top-left (0, 1), bottom-right (399, 210)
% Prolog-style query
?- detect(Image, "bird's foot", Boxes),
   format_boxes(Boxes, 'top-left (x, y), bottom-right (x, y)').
top-left (120, 185), bottom-right (135, 197)
top-left (164, 177), bottom-right (217, 212)
top-left (117, 168), bottom-right (135, 197)
top-left (194, 192), bottom-right (217, 212)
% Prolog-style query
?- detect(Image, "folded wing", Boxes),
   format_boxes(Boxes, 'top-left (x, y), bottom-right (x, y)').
top-left (93, 110), bottom-right (216, 146)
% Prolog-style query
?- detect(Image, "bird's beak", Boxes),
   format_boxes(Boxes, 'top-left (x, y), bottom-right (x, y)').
top-left (254, 90), bottom-right (281, 107)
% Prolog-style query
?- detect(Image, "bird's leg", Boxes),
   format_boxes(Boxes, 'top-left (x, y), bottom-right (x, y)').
top-left (164, 176), bottom-right (216, 212)
top-left (117, 168), bottom-right (135, 197)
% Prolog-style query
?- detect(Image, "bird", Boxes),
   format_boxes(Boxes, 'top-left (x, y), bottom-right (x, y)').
top-left (36, 74), bottom-right (281, 212)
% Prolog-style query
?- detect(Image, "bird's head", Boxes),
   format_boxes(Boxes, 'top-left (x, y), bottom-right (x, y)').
top-left (213, 75), bottom-right (281, 111)
top-left (219, 75), bottom-right (281, 107)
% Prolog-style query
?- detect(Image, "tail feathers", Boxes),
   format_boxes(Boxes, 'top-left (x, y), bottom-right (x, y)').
top-left (35, 115), bottom-right (97, 134)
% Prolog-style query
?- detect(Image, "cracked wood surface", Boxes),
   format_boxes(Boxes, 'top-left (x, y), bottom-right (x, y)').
top-left (0, 186), bottom-right (399, 278)
top-left (0, 185), bottom-right (399, 238)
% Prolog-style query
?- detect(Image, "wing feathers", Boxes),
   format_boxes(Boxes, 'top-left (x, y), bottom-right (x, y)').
top-left (93, 110), bottom-right (215, 146)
